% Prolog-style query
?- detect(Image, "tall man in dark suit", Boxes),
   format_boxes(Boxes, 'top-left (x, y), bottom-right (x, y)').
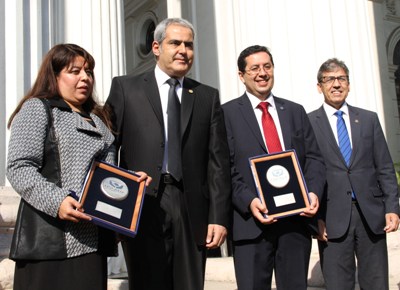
top-left (222, 45), bottom-right (326, 290)
top-left (105, 18), bottom-right (231, 290)
top-left (308, 58), bottom-right (400, 290)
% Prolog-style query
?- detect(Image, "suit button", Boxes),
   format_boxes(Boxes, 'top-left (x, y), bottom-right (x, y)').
top-left (153, 188), bottom-right (158, 194)
top-left (160, 142), bottom-right (165, 148)
top-left (157, 165), bottom-right (162, 170)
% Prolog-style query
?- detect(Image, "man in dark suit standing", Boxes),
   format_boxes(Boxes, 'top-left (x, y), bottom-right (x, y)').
top-left (222, 45), bottom-right (325, 290)
top-left (105, 18), bottom-right (231, 290)
top-left (308, 58), bottom-right (400, 290)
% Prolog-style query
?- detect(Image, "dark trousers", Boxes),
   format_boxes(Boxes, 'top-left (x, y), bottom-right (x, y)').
top-left (13, 252), bottom-right (107, 290)
top-left (318, 202), bottom-right (388, 290)
top-left (233, 217), bottom-right (312, 290)
top-left (122, 181), bottom-right (206, 290)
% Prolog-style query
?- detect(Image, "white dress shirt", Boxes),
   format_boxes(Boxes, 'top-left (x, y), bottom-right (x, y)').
top-left (323, 102), bottom-right (353, 148)
top-left (154, 65), bottom-right (184, 173)
top-left (247, 92), bottom-right (286, 151)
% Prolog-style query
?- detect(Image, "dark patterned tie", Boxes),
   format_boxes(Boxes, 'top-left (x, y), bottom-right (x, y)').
top-left (166, 78), bottom-right (182, 181)
top-left (257, 102), bottom-right (282, 153)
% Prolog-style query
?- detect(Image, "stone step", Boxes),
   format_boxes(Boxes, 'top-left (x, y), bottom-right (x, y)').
top-left (1, 189), bottom-right (399, 290)
top-left (105, 233), bottom-right (400, 290)
top-left (1, 233), bottom-right (399, 290)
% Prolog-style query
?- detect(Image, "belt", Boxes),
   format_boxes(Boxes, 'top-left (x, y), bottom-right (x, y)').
top-left (162, 173), bottom-right (181, 185)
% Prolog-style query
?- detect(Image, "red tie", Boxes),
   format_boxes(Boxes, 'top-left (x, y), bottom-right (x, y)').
top-left (257, 102), bottom-right (282, 153)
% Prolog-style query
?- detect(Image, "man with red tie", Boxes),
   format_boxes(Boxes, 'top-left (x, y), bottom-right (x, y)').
top-left (222, 45), bottom-right (326, 290)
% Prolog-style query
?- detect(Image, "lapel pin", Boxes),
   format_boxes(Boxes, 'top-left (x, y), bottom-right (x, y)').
top-left (355, 119), bottom-right (359, 123)
top-left (188, 89), bottom-right (194, 94)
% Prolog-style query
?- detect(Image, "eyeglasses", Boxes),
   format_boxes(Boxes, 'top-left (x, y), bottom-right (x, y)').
top-left (245, 64), bottom-right (273, 75)
top-left (320, 76), bottom-right (349, 85)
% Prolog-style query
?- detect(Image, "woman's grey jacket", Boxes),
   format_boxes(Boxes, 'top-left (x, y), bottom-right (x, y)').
top-left (7, 97), bottom-right (116, 258)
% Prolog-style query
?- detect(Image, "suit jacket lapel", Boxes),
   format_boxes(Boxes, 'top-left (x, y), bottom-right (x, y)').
top-left (181, 78), bottom-right (195, 137)
top-left (314, 106), bottom-right (346, 165)
top-left (273, 97), bottom-right (291, 149)
top-left (348, 105), bottom-right (360, 166)
top-left (48, 97), bottom-right (106, 137)
top-left (75, 114), bottom-right (102, 135)
top-left (143, 72), bottom-right (164, 129)
top-left (239, 94), bottom-right (267, 152)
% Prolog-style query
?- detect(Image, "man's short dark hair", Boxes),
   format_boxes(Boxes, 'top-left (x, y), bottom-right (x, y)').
top-left (317, 58), bottom-right (350, 83)
top-left (237, 45), bottom-right (274, 72)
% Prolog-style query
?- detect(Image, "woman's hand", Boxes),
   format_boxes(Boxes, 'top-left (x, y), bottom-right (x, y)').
top-left (58, 196), bottom-right (91, 223)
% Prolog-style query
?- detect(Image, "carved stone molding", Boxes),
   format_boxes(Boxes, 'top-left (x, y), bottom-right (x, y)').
top-left (124, 0), bottom-right (166, 75)
top-left (384, 0), bottom-right (400, 22)
top-left (386, 0), bottom-right (397, 16)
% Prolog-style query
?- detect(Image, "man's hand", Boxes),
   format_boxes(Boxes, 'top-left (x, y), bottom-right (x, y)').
top-left (249, 198), bottom-right (277, 225)
top-left (316, 219), bottom-right (328, 241)
top-left (206, 224), bottom-right (227, 249)
top-left (134, 171), bottom-right (152, 186)
top-left (300, 192), bottom-right (319, 218)
top-left (384, 213), bottom-right (400, 233)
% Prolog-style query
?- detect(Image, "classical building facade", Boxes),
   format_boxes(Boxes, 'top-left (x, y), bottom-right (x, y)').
top-left (1, 0), bottom-right (400, 289)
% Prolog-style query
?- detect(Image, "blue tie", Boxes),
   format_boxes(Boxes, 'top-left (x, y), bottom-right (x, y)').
top-left (335, 110), bottom-right (356, 199)
top-left (335, 110), bottom-right (352, 166)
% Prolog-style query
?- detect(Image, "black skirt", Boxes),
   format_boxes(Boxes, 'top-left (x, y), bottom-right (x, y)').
top-left (13, 252), bottom-right (108, 290)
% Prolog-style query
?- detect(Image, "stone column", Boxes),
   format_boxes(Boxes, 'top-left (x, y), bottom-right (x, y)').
top-left (0, 188), bottom-right (19, 290)
top-left (0, 1), bottom-right (126, 289)
top-left (52, 0), bottom-right (126, 101)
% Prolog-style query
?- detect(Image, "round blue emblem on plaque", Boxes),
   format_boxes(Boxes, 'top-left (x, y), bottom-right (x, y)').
top-left (101, 177), bottom-right (129, 200)
top-left (266, 165), bottom-right (290, 188)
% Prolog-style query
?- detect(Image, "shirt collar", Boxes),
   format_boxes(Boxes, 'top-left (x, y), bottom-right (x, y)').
top-left (323, 102), bottom-right (349, 117)
top-left (246, 92), bottom-right (275, 110)
top-left (154, 65), bottom-right (184, 88)
top-left (47, 95), bottom-right (73, 111)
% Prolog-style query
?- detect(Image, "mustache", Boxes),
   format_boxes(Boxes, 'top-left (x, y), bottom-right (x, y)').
top-left (258, 75), bottom-right (271, 81)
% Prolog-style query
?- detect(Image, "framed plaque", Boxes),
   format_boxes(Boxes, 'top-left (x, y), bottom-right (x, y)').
top-left (249, 150), bottom-right (310, 219)
top-left (79, 160), bottom-right (146, 237)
